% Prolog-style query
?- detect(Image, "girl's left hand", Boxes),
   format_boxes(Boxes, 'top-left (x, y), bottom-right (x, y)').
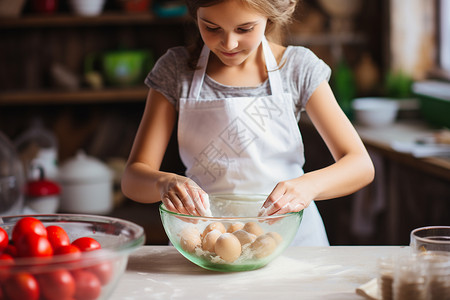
top-left (258, 179), bottom-right (315, 216)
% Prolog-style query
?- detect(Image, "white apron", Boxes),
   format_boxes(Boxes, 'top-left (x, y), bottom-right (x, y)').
top-left (178, 37), bottom-right (329, 246)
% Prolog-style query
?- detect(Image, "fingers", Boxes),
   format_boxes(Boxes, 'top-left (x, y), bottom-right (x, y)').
top-left (161, 176), bottom-right (210, 217)
top-left (185, 183), bottom-right (209, 216)
top-left (258, 191), bottom-right (308, 216)
top-left (258, 191), bottom-right (288, 216)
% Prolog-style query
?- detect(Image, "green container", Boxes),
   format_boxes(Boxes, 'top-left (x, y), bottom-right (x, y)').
top-left (412, 81), bottom-right (450, 128)
top-left (85, 50), bottom-right (154, 87)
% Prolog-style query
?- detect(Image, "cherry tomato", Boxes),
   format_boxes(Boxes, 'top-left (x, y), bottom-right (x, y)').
top-left (4, 244), bottom-right (17, 257)
top-left (4, 272), bottom-right (39, 300)
top-left (72, 270), bottom-right (101, 300)
top-left (72, 237), bottom-right (101, 252)
top-left (0, 253), bottom-right (14, 282)
top-left (12, 217), bottom-right (47, 244)
top-left (87, 260), bottom-right (113, 285)
top-left (0, 228), bottom-right (8, 252)
top-left (54, 244), bottom-right (82, 258)
top-left (37, 269), bottom-right (75, 300)
top-left (16, 232), bottom-right (53, 258)
top-left (46, 225), bottom-right (70, 250)
top-left (3, 242), bottom-right (17, 257)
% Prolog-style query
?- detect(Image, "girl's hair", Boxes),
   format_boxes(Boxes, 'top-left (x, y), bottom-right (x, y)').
top-left (185, 0), bottom-right (300, 69)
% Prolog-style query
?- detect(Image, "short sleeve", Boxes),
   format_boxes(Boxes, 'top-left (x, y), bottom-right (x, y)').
top-left (283, 47), bottom-right (332, 120)
top-left (145, 48), bottom-right (185, 107)
top-left (299, 50), bottom-right (331, 108)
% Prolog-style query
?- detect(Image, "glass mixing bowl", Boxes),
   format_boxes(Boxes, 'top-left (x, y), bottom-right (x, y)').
top-left (160, 194), bottom-right (303, 272)
top-left (0, 214), bottom-right (145, 300)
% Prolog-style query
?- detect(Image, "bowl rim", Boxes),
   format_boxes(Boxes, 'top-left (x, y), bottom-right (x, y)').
top-left (159, 199), bottom-right (302, 221)
top-left (411, 225), bottom-right (450, 245)
top-left (0, 213), bottom-right (146, 268)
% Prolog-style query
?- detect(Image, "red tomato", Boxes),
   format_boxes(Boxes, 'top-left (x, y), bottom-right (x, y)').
top-left (12, 217), bottom-right (47, 244)
top-left (4, 272), bottom-right (39, 300)
top-left (46, 225), bottom-right (70, 250)
top-left (72, 237), bottom-right (101, 252)
top-left (54, 244), bottom-right (82, 258)
top-left (72, 270), bottom-right (101, 300)
top-left (0, 228), bottom-right (8, 252)
top-left (16, 232), bottom-right (53, 258)
top-left (87, 260), bottom-right (113, 285)
top-left (4, 244), bottom-right (17, 257)
top-left (37, 269), bottom-right (75, 300)
top-left (0, 253), bottom-right (14, 282)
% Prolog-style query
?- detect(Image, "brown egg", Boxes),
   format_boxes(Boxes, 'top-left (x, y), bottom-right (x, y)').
top-left (250, 234), bottom-right (277, 258)
top-left (202, 229), bottom-right (222, 252)
top-left (232, 229), bottom-right (256, 246)
top-left (243, 221), bottom-right (264, 237)
top-left (202, 222), bottom-right (226, 237)
top-left (227, 222), bottom-right (244, 233)
top-left (214, 233), bottom-right (242, 262)
top-left (179, 227), bottom-right (201, 253)
top-left (266, 232), bottom-right (283, 245)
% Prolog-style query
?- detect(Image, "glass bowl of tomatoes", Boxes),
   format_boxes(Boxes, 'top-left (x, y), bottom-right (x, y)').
top-left (0, 214), bottom-right (145, 300)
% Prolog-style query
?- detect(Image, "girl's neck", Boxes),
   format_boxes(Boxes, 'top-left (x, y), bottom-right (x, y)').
top-left (206, 44), bottom-right (267, 87)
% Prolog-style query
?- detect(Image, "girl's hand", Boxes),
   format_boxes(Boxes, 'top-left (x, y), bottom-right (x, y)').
top-left (258, 179), bottom-right (316, 216)
top-left (158, 175), bottom-right (212, 217)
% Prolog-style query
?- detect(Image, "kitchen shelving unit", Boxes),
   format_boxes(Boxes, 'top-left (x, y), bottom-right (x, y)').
top-left (0, 12), bottom-right (193, 106)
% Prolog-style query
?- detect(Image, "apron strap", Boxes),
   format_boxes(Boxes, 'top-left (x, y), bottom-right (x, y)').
top-left (189, 44), bottom-right (210, 100)
top-left (188, 36), bottom-right (284, 100)
top-left (261, 36), bottom-right (284, 97)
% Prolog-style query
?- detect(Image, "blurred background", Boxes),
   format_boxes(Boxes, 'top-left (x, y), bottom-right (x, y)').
top-left (0, 0), bottom-right (448, 246)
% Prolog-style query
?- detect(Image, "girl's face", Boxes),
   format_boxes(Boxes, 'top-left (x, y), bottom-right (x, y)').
top-left (197, 0), bottom-right (268, 67)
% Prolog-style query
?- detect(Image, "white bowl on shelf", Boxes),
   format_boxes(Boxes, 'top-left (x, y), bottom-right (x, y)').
top-left (352, 97), bottom-right (399, 127)
top-left (70, 0), bottom-right (106, 16)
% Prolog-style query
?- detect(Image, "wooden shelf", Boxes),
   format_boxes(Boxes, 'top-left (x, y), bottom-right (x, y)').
top-left (0, 87), bottom-right (148, 105)
top-left (0, 12), bottom-right (190, 28)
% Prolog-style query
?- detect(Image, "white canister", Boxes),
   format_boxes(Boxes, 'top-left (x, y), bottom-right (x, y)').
top-left (59, 150), bottom-right (113, 214)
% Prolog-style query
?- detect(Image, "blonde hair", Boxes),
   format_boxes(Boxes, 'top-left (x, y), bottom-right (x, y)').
top-left (185, 0), bottom-right (299, 36)
top-left (185, 0), bottom-right (300, 68)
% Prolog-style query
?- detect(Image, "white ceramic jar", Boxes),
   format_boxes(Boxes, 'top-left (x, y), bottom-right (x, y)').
top-left (59, 150), bottom-right (113, 214)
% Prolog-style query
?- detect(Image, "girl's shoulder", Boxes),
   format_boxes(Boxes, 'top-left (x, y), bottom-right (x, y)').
top-left (150, 46), bottom-right (193, 81)
top-left (281, 45), bottom-right (331, 74)
top-left (157, 46), bottom-right (190, 66)
top-left (283, 45), bottom-right (321, 62)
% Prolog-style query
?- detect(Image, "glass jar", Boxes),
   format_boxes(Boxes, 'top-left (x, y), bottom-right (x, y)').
top-left (0, 132), bottom-right (24, 215)
top-left (14, 118), bottom-right (59, 181)
top-left (421, 252), bottom-right (450, 300)
top-left (393, 254), bottom-right (426, 300)
top-left (378, 255), bottom-right (395, 300)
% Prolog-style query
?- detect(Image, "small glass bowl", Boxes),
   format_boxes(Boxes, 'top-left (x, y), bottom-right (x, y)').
top-left (410, 226), bottom-right (450, 253)
top-left (159, 194), bottom-right (303, 272)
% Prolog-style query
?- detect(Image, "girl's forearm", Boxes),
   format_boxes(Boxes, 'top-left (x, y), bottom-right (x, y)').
top-left (301, 152), bottom-right (374, 201)
top-left (121, 162), bottom-right (170, 204)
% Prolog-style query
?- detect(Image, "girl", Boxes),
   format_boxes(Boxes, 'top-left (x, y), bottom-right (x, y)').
top-left (121, 0), bottom-right (374, 246)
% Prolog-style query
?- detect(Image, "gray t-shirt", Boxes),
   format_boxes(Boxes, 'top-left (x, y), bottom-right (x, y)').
top-left (145, 46), bottom-right (331, 121)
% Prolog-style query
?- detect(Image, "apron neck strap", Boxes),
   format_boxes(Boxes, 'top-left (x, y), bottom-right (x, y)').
top-left (261, 36), bottom-right (284, 96)
top-left (188, 44), bottom-right (210, 99)
top-left (188, 36), bottom-right (283, 100)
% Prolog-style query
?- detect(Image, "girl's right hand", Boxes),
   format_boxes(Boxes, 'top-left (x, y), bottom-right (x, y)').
top-left (158, 175), bottom-right (212, 217)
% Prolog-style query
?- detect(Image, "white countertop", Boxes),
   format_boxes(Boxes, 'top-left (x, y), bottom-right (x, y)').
top-left (110, 245), bottom-right (407, 300)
